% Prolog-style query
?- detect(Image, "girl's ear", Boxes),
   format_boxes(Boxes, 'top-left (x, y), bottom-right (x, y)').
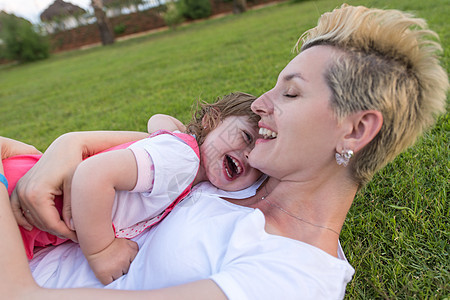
top-left (339, 110), bottom-right (383, 153)
top-left (201, 115), bottom-right (209, 130)
top-left (202, 107), bottom-right (221, 130)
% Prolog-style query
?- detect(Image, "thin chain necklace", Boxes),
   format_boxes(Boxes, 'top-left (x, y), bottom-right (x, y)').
top-left (261, 186), bottom-right (340, 236)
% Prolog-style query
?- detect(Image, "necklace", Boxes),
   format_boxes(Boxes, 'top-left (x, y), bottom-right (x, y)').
top-left (261, 194), bottom-right (340, 236)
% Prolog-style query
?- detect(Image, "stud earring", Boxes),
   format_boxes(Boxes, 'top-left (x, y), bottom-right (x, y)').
top-left (335, 149), bottom-right (353, 167)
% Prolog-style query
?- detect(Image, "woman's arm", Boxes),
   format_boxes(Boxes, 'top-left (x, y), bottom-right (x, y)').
top-left (0, 137), bottom-right (44, 296)
top-left (71, 149), bottom-right (140, 284)
top-left (11, 131), bottom-right (149, 240)
top-left (3, 183), bottom-right (224, 299)
top-left (2, 183), bottom-right (226, 299)
top-left (1, 137), bottom-right (226, 299)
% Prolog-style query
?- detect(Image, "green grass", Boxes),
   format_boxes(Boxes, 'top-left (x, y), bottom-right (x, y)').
top-left (0, 0), bottom-right (448, 298)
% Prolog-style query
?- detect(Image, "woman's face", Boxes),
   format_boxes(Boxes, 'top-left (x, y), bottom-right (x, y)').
top-left (249, 45), bottom-right (344, 181)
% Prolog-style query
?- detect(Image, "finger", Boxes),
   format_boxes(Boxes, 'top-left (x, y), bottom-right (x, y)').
top-left (100, 275), bottom-right (113, 285)
top-left (122, 263), bottom-right (131, 275)
top-left (129, 240), bottom-right (139, 258)
top-left (2, 137), bottom-right (42, 157)
top-left (26, 203), bottom-right (77, 242)
top-left (133, 240), bottom-right (139, 251)
top-left (22, 198), bottom-right (57, 230)
top-left (13, 181), bottom-right (59, 230)
top-left (27, 145), bottom-right (42, 155)
top-left (127, 241), bottom-right (139, 273)
top-left (62, 205), bottom-right (73, 230)
top-left (10, 190), bottom-right (33, 230)
top-left (48, 219), bottom-right (78, 242)
top-left (19, 186), bottom-right (64, 232)
top-left (23, 207), bottom-right (39, 225)
top-left (61, 179), bottom-right (74, 230)
top-left (118, 260), bottom-right (130, 277)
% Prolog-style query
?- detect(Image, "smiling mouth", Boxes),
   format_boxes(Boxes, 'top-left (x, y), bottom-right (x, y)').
top-left (224, 155), bottom-right (242, 179)
top-left (259, 128), bottom-right (278, 139)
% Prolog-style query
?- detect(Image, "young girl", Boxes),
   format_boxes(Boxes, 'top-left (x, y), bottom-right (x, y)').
top-left (3, 92), bottom-right (262, 285)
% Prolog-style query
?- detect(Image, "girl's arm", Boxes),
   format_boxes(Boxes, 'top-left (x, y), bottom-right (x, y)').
top-left (71, 149), bottom-right (140, 285)
top-left (148, 114), bottom-right (186, 133)
top-left (10, 131), bottom-right (149, 240)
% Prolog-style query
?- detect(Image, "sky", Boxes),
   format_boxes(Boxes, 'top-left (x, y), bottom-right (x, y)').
top-left (0, 0), bottom-right (91, 24)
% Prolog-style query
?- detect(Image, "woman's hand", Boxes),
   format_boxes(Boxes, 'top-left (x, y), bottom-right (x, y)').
top-left (10, 131), bottom-right (149, 241)
top-left (10, 133), bottom-right (82, 241)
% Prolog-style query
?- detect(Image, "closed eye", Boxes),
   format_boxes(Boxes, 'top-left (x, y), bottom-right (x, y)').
top-left (242, 131), bottom-right (253, 144)
top-left (284, 94), bottom-right (297, 98)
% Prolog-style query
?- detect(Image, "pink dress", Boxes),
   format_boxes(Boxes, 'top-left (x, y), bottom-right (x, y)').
top-left (3, 130), bottom-right (199, 259)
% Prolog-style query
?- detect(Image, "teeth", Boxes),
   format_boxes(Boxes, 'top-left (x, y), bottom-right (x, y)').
top-left (225, 156), bottom-right (242, 179)
top-left (231, 157), bottom-right (242, 174)
top-left (259, 127), bottom-right (278, 139)
top-left (225, 167), bottom-right (231, 178)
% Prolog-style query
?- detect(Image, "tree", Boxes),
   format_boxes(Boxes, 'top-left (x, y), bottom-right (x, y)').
top-left (233, 0), bottom-right (247, 14)
top-left (0, 12), bottom-right (50, 62)
top-left (91, 0), bottom-right (115, 45)
top-left (180, 0), bottom-right (211, 20)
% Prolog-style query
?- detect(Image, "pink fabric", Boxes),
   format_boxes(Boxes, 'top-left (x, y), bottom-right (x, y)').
top-left (2, 141), bottom-right (136, 259)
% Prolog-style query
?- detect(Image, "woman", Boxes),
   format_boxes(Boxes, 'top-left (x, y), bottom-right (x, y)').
top-left (2, 4), bottom-right (447, 299)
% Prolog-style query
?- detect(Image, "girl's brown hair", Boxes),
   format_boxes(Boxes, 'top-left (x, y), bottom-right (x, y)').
top-left (186, 92), bottom-right (260, 146)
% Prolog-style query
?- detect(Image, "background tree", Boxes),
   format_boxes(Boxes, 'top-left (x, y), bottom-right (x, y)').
top-left (233, 0), bottom-right (247, 14)
top-left (179, 0), bottom-right (211, 20)
top-left (40, 0), bottom-right (87, 33)
top-left (91, 0), bottom-right (115, 45)
top-left (0, 12), bottom-right (49, 62)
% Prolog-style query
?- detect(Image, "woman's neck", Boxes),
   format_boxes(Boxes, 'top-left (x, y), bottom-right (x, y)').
top-left (255, 176), bottom-right (356, 257)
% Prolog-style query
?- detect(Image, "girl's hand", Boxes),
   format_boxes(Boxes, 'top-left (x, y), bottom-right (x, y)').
top-left (86, 238), bottom-right (139, 285)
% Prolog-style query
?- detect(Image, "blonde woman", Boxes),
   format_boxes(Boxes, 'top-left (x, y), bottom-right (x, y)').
top-left (2, 4), bottom-right (447, 299)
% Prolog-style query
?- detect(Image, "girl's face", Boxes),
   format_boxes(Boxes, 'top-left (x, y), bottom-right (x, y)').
top-left (249, 45), bottom-right (344, 181)
top-left (199, 115), bottom-right (262, 191)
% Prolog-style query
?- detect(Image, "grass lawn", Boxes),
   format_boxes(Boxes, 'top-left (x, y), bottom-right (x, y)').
top-left (0, 0), bottom-right (448, 298)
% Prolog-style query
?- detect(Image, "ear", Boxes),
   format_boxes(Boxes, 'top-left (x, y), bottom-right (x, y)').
top-left (201, 115), bottom-right (210, 130)
top-left (338, 110), bottom-right (383, 153)
top-left (202, 107), bottom-right (221, 130)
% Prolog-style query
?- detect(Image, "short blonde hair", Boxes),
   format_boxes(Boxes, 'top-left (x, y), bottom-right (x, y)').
top-left (296, 4), bottom-right (448, 187)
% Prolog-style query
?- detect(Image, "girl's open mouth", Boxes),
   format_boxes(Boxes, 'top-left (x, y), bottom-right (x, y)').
top-left (223, 155), bottom-right (242, 180)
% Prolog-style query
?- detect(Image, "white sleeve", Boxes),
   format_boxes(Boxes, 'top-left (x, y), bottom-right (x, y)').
top-left (209, 212), bottom-right (354, 300)
top-left (128, 146), bottom-right (155, 192)
top-left (127, 134), bottom-right (199, 200)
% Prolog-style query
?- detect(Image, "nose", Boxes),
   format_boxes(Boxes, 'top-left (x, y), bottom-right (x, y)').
top-left (251, 91), bottom-right (274, 116)
top-left (243, 146), bottom-right (252, 161)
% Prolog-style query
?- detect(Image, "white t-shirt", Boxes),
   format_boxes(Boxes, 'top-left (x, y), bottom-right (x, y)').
top-left (112, 133), bottom-right (199, 237)
top-left (30, 177), bottom-right (354, 299)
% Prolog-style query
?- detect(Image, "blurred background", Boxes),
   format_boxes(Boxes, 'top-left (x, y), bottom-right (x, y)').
top-left (0, 0), bottom-right (276, 56)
